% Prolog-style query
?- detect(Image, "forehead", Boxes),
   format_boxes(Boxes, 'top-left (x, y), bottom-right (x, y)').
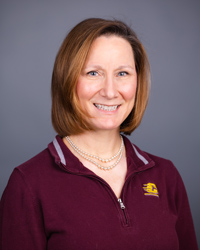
top-left (90, 35), bottom-right (132, 52)
top-left (85, 35), bottom-right (134, 65)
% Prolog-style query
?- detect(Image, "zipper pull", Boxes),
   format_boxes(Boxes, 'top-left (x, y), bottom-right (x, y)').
top-left (118, 198), bottom-right (125, 209)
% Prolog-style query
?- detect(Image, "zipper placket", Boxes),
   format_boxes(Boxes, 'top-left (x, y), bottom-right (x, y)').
top-left (118, 198), bottom-right (128, 226)
top-left (118, 171), bottom-right (141, 226)
top-left (60, 162), bottom-right (136, 227)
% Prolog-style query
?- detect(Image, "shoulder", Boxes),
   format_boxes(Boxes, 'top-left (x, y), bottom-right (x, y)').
top-left (131, 140), bottom-right (179, 174)
top-left (145, 151), bottom-right (177, 173)
top-left (6, 147), bottom-right (58, 193)
top-left (124, 135), bottom-right (179, 176)
top-left (15, 148), bottom-right (54, 176)
top-left (130, 141), bottom-right (184, 188)
top-left (145, 151), bottom-right (181, 178)
top-left (1, 144), bottom-right (65, 205)
top-left (131, 145), bottom-right (189, 205)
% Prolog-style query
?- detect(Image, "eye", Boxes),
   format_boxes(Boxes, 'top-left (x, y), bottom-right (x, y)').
top-left (87, 71), bottom-right (98, 76)
top-left (118, 71), bottom-right (128, 77)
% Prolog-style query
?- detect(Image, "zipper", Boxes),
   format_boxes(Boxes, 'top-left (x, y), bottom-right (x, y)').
top-left (118, 198), bottom-right (125, 209)
top-left (118, 198), bottom-right (128, 226)
top-left (60, 162), bottom-right (131, 227)
top-left (117, 172), bottom-right (142, 226)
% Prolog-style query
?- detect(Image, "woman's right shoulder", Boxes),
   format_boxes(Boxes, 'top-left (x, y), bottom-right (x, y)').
top-left (1, 146), bottom-right (62, 202)
top-left (15, 148), bottom-right (54, 176)
top-left (7, 146), bottom-right (60, 191)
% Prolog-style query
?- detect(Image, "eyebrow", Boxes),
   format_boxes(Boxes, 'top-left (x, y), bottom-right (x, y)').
top-left (84, 65), bottom-right (135, 70)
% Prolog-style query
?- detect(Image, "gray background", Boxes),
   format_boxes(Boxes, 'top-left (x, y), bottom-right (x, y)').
top-left (1, 0), bottom-right (199, 247)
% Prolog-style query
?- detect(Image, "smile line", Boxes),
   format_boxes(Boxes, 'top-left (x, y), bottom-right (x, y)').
top-left (94, 103), bottom-right (119, 111)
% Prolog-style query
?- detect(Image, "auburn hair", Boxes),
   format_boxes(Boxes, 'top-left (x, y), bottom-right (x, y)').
top-left (51, 18), bottom-right (150, 136)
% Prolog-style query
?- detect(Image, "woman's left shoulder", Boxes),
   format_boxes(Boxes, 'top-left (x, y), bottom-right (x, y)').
top-left (142, 150), bottom-right (184, 186)
top-left (145, 151), bottom-right (177, 170)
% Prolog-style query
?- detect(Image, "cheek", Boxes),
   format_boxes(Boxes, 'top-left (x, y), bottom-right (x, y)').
top-left (76, 80), bottom-right (84, 100)
top-left (122, 81), bottom-right (137, 101)
top-left (76, 79), bottom-right (99, 102)
top-left (76, 80), bottom-right (90, 102)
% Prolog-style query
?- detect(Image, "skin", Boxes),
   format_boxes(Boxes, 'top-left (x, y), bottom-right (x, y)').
top-left (64, 35), bottom-right (137, 198)
top-left (76, 35), bottom-right (137, 133)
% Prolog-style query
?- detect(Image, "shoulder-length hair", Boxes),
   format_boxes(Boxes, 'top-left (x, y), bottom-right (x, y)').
top-left (51, 18), bottom-right (150, 136)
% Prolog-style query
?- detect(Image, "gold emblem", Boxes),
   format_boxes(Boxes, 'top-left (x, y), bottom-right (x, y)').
top-left (143, 183), bottom-right (159, 197)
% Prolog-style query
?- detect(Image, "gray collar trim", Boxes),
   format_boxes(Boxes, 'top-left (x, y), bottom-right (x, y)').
top-left (53, 138), bottom-right (66, 165)
top-left (132, 144), bottom-right (149, 165)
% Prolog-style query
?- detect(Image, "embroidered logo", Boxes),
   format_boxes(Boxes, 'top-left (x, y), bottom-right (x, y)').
top-left (143, 183), bottom-right (159, 197)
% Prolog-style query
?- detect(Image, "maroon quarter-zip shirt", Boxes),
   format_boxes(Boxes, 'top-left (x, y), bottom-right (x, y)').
top-left (0, 135), bottom-right (198, 249)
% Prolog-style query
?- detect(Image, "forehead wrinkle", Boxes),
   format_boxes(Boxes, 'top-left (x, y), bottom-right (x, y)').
top-left (83, 64), bottom-right (135, 71)
top-left (116, 65), bottom-right (135, 70)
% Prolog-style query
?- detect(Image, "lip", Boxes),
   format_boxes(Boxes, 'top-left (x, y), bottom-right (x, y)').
top-left (94, 103), bottom-right (120, 112)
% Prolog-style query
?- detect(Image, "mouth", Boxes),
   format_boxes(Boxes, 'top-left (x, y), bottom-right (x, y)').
top-left (94, 103), bottom-right (119, 111)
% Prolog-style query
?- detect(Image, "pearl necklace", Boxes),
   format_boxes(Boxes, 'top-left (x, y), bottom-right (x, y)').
top-left (66, 135), bottom-right (124, 171)
top-left (66, 135), bottom-right (123, 162)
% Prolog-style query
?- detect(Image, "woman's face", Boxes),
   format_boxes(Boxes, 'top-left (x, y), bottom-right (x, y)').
top-left (76, 35), bottom-right (137, 133)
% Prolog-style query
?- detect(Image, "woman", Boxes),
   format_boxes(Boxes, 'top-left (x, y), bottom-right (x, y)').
top-left (0, 18), bottom-right (198, 250)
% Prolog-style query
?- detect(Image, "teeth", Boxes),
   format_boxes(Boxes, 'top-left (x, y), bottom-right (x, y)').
top-left (94, 104), bottom-right (118, 111)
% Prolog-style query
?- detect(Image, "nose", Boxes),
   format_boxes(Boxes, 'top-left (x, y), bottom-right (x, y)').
top-left (99, 76), bottom-right (119, 99)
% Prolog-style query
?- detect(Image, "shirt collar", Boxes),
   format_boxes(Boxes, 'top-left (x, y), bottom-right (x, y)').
top-left (48, 135), bottom-right (155, 175)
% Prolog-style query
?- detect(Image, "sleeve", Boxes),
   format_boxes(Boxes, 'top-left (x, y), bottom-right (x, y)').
top-left (0, 168), bottom-right (47, 250)
top-left (174, 168), bottom-right (198, 250)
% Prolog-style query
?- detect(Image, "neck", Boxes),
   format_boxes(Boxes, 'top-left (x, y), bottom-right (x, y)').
top-left (65, 130), bottom-right (122, 159)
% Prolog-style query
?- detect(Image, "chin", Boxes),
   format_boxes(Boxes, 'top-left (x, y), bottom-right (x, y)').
top-left (91, 120), bottom-right (121, 132)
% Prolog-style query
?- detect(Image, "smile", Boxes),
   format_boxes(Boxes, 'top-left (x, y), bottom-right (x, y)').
top-left (94, 104), bottom-right (119, 111)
